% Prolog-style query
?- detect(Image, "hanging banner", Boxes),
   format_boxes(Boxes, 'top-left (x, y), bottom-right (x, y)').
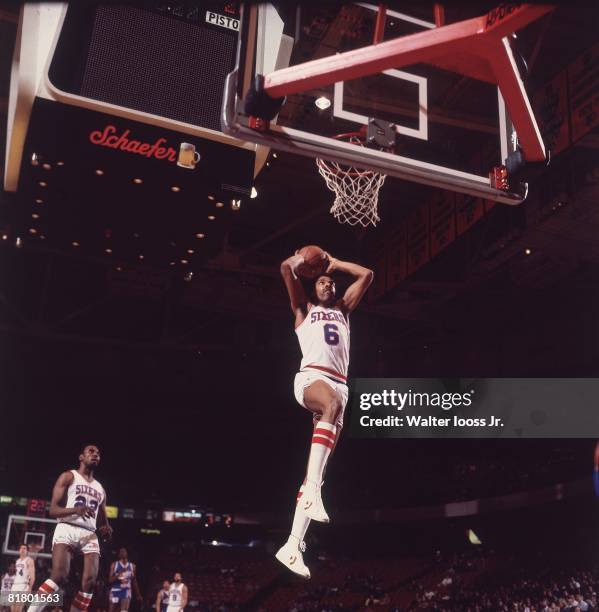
top-left (386, 225), bottom-right (408, 291)
top-left (533, 70), bottom-right (570, 156)
top-left (456, 194), bottom-right (485, 235)
top-left (368, 252), bottom-right (387, 302)
top-left (568, 42), bottom-right (599, 142)
top-left (430, 191), bottom-right (456, 257)
top-left (407, 206), bottom-right (430, 275)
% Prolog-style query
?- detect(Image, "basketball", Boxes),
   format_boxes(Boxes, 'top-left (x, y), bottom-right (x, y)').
top-left (297, 245), bottom-right (328, 279)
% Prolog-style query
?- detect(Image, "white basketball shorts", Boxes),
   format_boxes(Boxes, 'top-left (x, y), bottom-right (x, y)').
top-left (293, 370), bottom-right (349, 428)
top-left (52, 523), bottom-right (100, 555)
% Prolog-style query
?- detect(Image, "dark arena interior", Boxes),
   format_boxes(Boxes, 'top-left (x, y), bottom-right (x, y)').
top-left (1, 1), bottom-right (599, 611)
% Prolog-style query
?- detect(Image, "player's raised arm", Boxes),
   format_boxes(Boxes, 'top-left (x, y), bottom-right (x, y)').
top-left (48, 471), bottom-right (84, 519)
top-left (280, 253), bottom-right (308, 322)
top-left (326, 255), bottom-right (373, 313)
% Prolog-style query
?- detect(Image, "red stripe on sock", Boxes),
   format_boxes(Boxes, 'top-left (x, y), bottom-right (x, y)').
top-left (76, 593), bottom-right (92, 601)
top-left (39, 583), bottom-right (55, 594)
top-left (313, 427), bottom-right (336, 440)
top-left (73, 594), bottom-right (92, 608)
top-left (312, 437), bottom-right (334, 449)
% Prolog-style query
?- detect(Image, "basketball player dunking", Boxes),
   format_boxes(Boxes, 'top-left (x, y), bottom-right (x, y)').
top-left (166, 574), bottom-right (187, 612)
top-left (276, 250), bottom-right (373, 578)
top-left (27, 444), bottom-right (112, 612)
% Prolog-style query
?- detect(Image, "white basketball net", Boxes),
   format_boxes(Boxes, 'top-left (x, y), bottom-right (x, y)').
top-left (316, 138), bottom-right (387, 227)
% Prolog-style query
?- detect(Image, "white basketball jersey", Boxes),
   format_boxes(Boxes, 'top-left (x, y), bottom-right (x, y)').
top-left (13, 557), bottom-right (32, 585)
top-left (168, 583), bottom-right (185, 607)
top-left (57, 470), bottom-right (105, 531)
top-left (295, 304), bottom-right (350, 382)
top-left (1, 572), bottom-right (14, 591)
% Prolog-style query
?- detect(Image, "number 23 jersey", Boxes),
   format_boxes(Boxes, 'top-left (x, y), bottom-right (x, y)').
top-left (296, 304), bottom-right (349, 383)
top-left (58, 470), bottom-right (105, 531)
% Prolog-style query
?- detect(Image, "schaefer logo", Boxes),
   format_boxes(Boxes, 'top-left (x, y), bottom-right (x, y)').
top-left (89, 125), bottom-right (178, 162)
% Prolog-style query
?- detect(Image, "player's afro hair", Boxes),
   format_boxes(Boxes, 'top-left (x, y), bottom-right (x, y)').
top-left (79, 442), bottom-right (100, 455)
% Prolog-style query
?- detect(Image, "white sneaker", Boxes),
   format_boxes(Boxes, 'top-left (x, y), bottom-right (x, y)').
top-left (300, 480), bottom-right (330, 523)
top-left (275, 538), bottom-right (310, 579)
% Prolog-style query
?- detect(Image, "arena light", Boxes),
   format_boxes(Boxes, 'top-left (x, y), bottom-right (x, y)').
top-left (250, 186), bottom-right (258, 199)
top-left (95, 169), bottom-right (104, 176)
top-left (468, 529), bottom-right (482, 545)
top-left (230, 199), bottom-right (241, 211)
top-left (315, 96), bottom-right (331, 110)
top-left (525, 248), bottom-right (532, 255)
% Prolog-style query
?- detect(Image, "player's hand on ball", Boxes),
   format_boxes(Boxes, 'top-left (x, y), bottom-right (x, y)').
top-left (323, 252), bottom-right (336, 273)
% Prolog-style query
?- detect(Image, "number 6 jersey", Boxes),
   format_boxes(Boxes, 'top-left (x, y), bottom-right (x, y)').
top-left (296, 304), bottom-right (350, 384)
top-left (58, 470), bottom-right (105, 531)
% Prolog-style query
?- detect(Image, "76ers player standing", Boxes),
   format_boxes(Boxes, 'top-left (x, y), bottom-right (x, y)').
top-left (276, 251), bottom-right (373, 578)
top-left (27, 444), bottom-right (112, 612)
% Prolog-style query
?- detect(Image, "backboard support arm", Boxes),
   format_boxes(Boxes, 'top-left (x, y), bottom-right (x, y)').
top-left (260, 3), bottom-right (553, 163)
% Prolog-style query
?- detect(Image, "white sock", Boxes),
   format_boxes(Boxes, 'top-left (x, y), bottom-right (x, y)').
top-left (70, 591), bottom-right (93, 612)
top-left (306, 422), bottom-right (337, 484)
top-left (28, 580), bottom-right (60, 612)
top-left (290, 485), bottom-right (311, 544)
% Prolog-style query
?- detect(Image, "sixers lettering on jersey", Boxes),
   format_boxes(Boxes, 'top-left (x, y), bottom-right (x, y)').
top-left (310, 310), bottom-right (346, 324)
top-left (74, 484), bottom-right (103, 503)
top-left (296, 304), bottom-right (350, 383)
top-left (58, 470), bottom-right (105, 532)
